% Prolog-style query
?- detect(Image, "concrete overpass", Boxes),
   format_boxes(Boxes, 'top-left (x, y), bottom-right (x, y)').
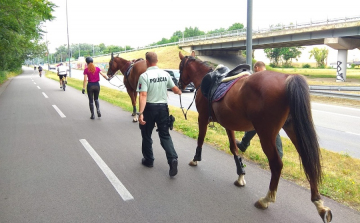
top-left (179, 16), bottom-right (360, 81)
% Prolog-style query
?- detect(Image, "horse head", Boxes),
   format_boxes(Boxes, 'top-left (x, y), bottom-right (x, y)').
top-left (179, 51), bottom-right (210, 89)
top-left (107, 52), bottom-right (117, 78)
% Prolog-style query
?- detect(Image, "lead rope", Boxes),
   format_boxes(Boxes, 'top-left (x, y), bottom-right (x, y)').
top-left (107, 74), bottom-right (125, 89)
top-left (180, 86), bottom-right (199, 120)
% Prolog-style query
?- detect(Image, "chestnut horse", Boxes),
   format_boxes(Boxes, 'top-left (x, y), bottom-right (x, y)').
top-left (178, 51), bottom-right (332, 222)
top-left (107, 52), bottom-right (147, 122)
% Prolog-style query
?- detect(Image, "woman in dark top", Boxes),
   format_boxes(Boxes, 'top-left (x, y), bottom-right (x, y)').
top-left (82, 57), bottom-right (109, 119)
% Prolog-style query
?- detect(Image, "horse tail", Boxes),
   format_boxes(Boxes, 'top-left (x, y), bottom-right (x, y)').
top-left (286, 75), bottom-right (322, 186)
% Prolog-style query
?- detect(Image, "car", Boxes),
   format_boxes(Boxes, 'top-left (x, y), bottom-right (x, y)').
top-left (163, 69), bottom-right (195, 92)
top-left (48, 64), bottom-right (56, 70)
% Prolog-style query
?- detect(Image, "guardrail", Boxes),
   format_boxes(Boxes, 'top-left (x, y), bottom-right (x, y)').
top-left (309, 86), bottom-right (360, 91)
top-left (310, 90), bottom-right (360, 100)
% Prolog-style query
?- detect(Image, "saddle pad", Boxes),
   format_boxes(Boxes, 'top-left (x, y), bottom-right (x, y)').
top-left (222, 72), bottom-right (251, 83)
top-left (212, 75), bottom-right (247, 102)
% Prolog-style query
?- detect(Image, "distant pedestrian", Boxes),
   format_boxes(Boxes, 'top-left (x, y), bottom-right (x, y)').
top-left (82, 57), bottom-right (109, 119)
top-left (137, 52), bottom-right (182, 177)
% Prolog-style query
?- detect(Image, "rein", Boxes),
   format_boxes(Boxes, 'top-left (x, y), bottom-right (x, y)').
top-left (180, 86), bottom-right (199, 120)
top-left (107, 74), bottom-right (125, 89)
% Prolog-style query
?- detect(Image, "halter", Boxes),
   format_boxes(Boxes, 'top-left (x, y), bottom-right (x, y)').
top-left (107, 56), bottom-right (132, 89)
top-left (178, 56), bottom-right (213, 122)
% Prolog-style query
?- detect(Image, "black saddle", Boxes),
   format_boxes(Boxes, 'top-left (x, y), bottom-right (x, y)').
top-left (200, 64), bottom-right (252, 124)
top-left (201, 64), bottom-right (251, 100)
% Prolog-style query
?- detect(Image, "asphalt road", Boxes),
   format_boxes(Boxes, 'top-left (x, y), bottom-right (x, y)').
top-left (0, 67), bottom-right (359, 222)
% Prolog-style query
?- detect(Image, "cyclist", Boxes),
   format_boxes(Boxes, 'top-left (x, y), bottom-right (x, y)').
top-left (34, 66), bottom-right (36, 73)
top-left (57, 63), bottom-right (67, 89)
top-left (38, 65), bottom-right (43, 77)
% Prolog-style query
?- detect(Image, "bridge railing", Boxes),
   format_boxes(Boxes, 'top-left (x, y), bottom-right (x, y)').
top-left (182, 15), bottom-right (360, 43)
top-left (89, 15), bottom-right (360, 60)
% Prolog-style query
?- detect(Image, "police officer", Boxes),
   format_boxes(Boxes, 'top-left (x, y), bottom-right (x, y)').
top-left (236, 61), bottom-right (283, 158)
top-left (137, 52), bottom-right (182, 177)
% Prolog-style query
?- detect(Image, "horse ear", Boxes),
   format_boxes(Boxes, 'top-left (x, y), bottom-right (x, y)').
top-left (191, 50), bottom-right (195, 57)
top-left (179, 51), bottom-right (184, 60)
top-left (111, 52), bottom-right (113, 58)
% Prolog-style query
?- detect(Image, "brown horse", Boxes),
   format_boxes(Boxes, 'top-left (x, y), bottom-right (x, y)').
top-left (178, 51), bottom-right (332, 222)
top-left (107, 52), bottom-right (147, 122)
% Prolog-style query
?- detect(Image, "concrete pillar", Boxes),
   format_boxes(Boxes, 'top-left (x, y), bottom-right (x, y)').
top-left (325, 37), bottom-right (360, 82)
top-left (336, 49), bottom-right (348, 82)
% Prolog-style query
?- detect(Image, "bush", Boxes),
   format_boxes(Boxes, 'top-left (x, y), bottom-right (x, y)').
top-left (302, 63), bottom-right (311, 68)
top-left (269, 63), bottom-right (277, 68)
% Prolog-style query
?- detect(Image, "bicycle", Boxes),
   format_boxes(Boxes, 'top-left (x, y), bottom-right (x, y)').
top-left (60, 76), bottom-right (66, 91)
top-left (39, 70), bottom-right (43, 77)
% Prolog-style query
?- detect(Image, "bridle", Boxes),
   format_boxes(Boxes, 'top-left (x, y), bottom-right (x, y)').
top-left (178, 56), bottom-right (200, 120)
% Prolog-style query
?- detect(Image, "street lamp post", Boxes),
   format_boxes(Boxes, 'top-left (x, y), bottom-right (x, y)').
top-left (66, 0), bottom-right (71, 77)
top-left (246, 0), bottom-right (253, 67)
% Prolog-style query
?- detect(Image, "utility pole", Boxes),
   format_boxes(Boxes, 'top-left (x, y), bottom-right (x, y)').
top-left (246, 0), bottom-right (253, 67)
top-left (66, 0), bottom-right (71, 77)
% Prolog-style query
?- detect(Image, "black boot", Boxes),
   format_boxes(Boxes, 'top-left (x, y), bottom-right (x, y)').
top-left (95, 100), bottom-right (101, 117)
top-left (236, 130), bottom-right (257, 152)
top-left (89, 103), bottom-right (95, 119)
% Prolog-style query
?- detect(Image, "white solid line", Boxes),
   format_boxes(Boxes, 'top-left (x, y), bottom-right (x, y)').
top-left (52, 105), bottom-right (66, 118)
top-left (37, 86), bottom-right (41, 89)
top-left (312, 109), bottom-right (360, 119)
top-left (42, 92), bottom-right (48, 98)
top-left (345, 131), bottom-right (360, 136)
top-left (79, 139), bottom-right (134, 201)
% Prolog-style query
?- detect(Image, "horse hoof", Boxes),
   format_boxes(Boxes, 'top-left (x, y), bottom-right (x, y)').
top-left (189, 160), bottom-right (198, 166)
top-left (254, 201), bottom-right (268, 210)
top-left (320, 209), bottom-right (332, 223)
top-left (133, 118), bottom-right (138, 122)
top-left (234, 175), bottom-right (246, 187)
top-left (234, 181), bottom-right (245, 187)
top-left (131, 113), bottom-right (136, 116)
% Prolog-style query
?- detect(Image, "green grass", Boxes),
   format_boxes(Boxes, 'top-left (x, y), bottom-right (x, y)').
top-left (46, 68), bottom-right (360, 211)
top-left (0, 69), bottom-right (22, 85)
top-left (271, 67), bottom-right (360, 80)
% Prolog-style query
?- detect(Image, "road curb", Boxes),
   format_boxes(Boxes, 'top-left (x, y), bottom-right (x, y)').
top-left (0, 77), bottom-right (13, 97)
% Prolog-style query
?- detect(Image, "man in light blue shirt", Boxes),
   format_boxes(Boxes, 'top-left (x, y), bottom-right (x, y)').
top-left (137, 52), bottom-right (182, 177)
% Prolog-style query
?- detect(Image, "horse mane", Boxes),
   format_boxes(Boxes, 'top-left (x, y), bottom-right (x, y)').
top-left (179, 56), bottom-right (212, 76)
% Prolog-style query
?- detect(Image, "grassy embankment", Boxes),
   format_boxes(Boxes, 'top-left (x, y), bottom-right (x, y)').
top-left (47, 45), bottom-right (360, 211)
top-left (0, 69), bottom-right (22, 85)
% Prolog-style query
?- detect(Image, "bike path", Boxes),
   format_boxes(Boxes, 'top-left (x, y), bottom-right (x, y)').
top-left (0, 68), bottom-right (359, 222)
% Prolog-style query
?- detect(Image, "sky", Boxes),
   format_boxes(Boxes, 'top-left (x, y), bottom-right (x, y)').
top-left (44, 0), bottom-right (360, 63)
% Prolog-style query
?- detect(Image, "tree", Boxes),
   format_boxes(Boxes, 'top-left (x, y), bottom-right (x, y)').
top-left (309, 47), bottom-right (329, 68)
top-left (0, 0), bottom-right (55, 70)
top-left (228, 23), bottom-right (244, 31)
top-left (207, 28), bottom-right (226, 35)
top-left (184, 27), bottom-right (205, 38)
top-left (281, 47), bottom-right (304, 67)
top-left (264, 48), bottom-right (282, 67)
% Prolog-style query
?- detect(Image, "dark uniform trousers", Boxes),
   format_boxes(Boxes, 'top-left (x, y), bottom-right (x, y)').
top-left (140, 103), bottom-right (178, 164)
top-left (242, 130), bottom-right (283, 158)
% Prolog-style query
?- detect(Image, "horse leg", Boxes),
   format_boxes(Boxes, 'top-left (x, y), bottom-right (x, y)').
top-left (126, 87), bottom-right (138, 122)
top-left (283, 122), bottom-right (332, 222)
top-left (225, 129), bottom-right (246, 187)
top-left (189, 115), bottom-right (208, 166)
top-left (253, 131), bottom-right (283, 209)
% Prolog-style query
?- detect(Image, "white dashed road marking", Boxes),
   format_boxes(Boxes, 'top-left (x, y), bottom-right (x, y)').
top-left (79, 139), bottom-right (134, 201)
top-left (42, 92), bottom-right (48, 98)
top-left (37, 86), bottom-right (41, 89)
top-left (52, 105), bottom-right (66, 118)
